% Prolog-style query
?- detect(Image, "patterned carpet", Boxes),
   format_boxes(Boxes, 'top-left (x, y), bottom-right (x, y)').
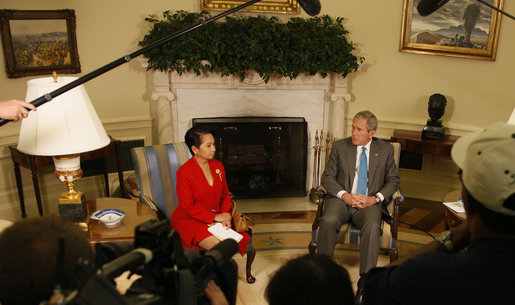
top-left (232, 222), bottom-right (434, 305)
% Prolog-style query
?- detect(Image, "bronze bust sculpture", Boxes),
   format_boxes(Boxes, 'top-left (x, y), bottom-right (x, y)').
top-left (422, 93), bottom-right (447, 140)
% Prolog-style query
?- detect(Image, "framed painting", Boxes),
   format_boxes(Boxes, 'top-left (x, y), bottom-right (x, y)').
top-left (0, 9), bottom-right (81, 78)
top-left (400, 0), bottom-right (504, 60)
top-left (201, 0), bottom-right (299, 14)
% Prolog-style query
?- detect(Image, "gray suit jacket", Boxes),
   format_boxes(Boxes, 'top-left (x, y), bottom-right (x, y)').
top-left (321, 137), bottom-right (400, 219)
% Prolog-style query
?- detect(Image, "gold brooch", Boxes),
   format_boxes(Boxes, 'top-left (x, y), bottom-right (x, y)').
top-left (216, 169), bottom-right (222, 181)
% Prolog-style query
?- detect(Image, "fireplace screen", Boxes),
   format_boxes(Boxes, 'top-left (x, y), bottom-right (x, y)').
top-left (193, 117), bottom-right (307, 198)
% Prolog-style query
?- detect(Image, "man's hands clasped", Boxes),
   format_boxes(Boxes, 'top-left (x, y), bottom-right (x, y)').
top-left (341, 193), bottom-right (377, 209)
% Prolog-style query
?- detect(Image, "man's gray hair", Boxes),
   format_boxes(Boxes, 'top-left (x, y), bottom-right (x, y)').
top-left (354, 110), bottom-right (378, 131)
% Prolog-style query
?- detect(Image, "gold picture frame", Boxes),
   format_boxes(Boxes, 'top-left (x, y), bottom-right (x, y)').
top-left (400, 0), bottom-right (504, 60)
top-left (201, 0), bottom-right (299, 15)
top-left (0, 9), bottom-right (81, 78)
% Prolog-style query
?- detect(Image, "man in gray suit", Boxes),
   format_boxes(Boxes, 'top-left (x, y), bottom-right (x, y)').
top-left (317, 110), bottom-right (400, 299)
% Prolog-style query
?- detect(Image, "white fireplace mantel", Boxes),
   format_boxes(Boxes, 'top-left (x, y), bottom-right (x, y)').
top-left (141, 59), bottom-right (351, 190)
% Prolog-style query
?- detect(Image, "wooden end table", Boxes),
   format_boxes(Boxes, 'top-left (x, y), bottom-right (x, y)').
top-left (87, 197), bottom-right (158, 243)
top-left (9, 137), bottom-right (126, 218)
top-left (391, 129), bottom-right (459, 157)
top-left (443, 189), bottom-right (466, 229)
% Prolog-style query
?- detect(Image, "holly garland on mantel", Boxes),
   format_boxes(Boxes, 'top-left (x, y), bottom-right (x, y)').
top-left (139, 10), bottom-right (364, 83)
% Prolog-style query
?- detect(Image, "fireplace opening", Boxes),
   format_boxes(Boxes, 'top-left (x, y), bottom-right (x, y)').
top-left (193, 117), bottom-right (307, 199)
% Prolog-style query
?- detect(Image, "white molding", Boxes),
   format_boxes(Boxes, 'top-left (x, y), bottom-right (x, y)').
top-left (142, 61), bottom-right (350, 191)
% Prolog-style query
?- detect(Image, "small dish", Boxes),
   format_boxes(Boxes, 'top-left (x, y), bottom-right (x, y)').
top-left (91, 208), bottom-right (126, 227)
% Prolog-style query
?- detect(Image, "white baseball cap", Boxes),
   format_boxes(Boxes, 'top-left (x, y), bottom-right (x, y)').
top-left (450, 122), bottom-right (515, 216)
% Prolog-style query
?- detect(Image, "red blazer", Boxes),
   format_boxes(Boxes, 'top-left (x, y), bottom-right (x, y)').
top-left (171, 157), bottom-right (249, 255)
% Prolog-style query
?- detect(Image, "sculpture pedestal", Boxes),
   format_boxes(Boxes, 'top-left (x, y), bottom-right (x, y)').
top-left (422, 120), bottom-right (444, 140)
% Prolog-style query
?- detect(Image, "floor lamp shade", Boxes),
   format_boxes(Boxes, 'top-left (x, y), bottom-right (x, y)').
top-left (17, 76), bottom-right (109, 156)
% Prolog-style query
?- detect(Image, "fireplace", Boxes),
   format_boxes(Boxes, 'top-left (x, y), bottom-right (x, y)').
top-left (141, 61), bottom-right (351, 195)
top-left (193, 117), bottom-right (307, 198)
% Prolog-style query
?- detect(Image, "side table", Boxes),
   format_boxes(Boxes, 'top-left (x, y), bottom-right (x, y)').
top-left (391, 129), bottom-right (459, 157)
top-left (443, 189), bottom-right (466, 229)
top-left (9, 137), bottom-right (126, 218)
top-left (87, 197), bottom-right (157, 243)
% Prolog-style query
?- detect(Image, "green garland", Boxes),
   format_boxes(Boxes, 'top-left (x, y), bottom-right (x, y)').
top-left (139, 11), bottom-right (363, 82)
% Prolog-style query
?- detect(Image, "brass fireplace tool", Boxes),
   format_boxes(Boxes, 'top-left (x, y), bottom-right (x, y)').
top-left (309, 129), bottom-right (332, 204)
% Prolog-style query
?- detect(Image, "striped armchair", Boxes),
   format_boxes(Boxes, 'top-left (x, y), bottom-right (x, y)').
top-left (308, 142), bottom-right (403, 262)
top-left (131, 142), bottom-right (256, 283)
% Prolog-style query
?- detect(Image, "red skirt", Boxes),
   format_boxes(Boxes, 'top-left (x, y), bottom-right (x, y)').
top-left (173, 220), bottom-right (250, 256)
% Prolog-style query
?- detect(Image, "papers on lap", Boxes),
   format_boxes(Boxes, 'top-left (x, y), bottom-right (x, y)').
top-left (208, 222), bottom-right (243, 243)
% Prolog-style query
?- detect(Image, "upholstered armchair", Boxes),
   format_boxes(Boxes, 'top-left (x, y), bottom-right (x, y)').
top-left (131, 142), bottom-right (256, 283)
top-left (308, 142), bottom-right (403, 262)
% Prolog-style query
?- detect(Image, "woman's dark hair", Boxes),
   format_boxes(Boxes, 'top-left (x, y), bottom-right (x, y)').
top-left (265, 254), bottom-right (354, 305)
top-left (184, 125), bottom-right (215, 155)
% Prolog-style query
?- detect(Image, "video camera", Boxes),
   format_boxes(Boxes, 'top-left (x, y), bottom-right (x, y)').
top-left (53, 219), bottom-right (239, 305)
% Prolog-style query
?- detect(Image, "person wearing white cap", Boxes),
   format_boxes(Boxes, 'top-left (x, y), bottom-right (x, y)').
top-left (361, 122), bottom-right (515, 305)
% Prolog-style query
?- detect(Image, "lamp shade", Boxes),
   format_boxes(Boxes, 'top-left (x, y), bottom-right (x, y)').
top-left (17, 76), bottom-right (110, 156)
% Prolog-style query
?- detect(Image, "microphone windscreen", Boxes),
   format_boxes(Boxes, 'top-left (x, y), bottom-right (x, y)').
top-left (298, 0), bottom-right (321, 16)
top-left (417, 0), bottom-right (449, 17)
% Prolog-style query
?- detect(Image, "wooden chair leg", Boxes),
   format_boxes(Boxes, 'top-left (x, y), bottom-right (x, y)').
top-left (390, 248), bottom-right (398, 263)
top-left (245, 245), bottom-right (256, 284)
top-left (308, 240), bottom-right (317, 255)
top-left (380, 247), bottom-right (399, 263)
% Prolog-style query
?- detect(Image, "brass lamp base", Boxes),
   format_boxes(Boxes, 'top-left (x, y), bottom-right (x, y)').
top-left (53, 154), bottom-right (87, 222)
top-left (58, 190), bottom-right (86, 222)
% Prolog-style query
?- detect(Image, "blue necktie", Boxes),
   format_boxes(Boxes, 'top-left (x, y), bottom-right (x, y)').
top-left (357, 147), bottom-right (368, 195)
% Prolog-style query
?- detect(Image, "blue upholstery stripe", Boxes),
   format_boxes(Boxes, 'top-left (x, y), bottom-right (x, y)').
top-left (131, 143), bottom-right (192, 220)
top-left (165, 143), bottom-right (180, 211)
top-left (154, 145), bottom-right (177, 219)
top-left (143, 146), bottom-right (168, 217)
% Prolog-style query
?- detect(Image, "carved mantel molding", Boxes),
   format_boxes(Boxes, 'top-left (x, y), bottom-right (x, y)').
top-left (140, 59), bottom-right (351, 189)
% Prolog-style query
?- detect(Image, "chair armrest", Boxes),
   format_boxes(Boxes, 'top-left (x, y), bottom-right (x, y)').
top-left (141, 195), bottom-right (166, 220)
top-left (312, 186), bottom-right (327, 230)
top-left (389, 189), bottom-right (404, 240)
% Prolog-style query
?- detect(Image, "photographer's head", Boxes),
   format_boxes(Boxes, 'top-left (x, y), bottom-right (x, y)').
top-left (0, 216), bottom-right (94, 305)
top-left (451, 122), bottom-right (515, 233)
top-left (265, 254), bottom-right (354, 305)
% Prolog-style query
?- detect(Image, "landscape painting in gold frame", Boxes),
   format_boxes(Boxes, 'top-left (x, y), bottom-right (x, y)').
top-left (201, 0), bottom-right (299, 15)
top-left (0, 9), bottom-right (81, 78)
top-left (400, 0), bottom-right (504, 60)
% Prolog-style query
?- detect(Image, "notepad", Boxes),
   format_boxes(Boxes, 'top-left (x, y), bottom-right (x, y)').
top-left (208, 222), bottom-right (243, 243)
top-left (443, 201), bottom-right (465, 213)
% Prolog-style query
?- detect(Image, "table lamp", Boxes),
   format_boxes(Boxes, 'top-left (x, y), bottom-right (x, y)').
top-left (17, 76), bottom-right (110, 221)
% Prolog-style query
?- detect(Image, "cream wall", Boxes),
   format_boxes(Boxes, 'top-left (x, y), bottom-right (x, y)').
top-left (0, 0), bottom-right (513, 220)
top-left (333, 1), bottom-right (515, 131)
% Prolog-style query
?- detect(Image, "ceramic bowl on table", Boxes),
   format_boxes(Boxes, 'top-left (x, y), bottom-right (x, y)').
top-left (91, 208), bottom-right (126, 226)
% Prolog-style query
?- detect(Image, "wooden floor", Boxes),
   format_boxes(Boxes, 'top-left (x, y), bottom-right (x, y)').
top-left (247, 197), bottom-right (446, 235)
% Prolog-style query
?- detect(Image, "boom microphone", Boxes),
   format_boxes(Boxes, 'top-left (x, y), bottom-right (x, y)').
top-left (0, 0), bottom-right (323, 127)
top-left (417, 0), bottom-right (449, 16)
top-left (298, 0), bottom-right (322, 16)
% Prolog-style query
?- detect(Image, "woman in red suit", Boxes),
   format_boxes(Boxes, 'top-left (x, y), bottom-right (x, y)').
top-left (171, 125), bottom-right (250, 256)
